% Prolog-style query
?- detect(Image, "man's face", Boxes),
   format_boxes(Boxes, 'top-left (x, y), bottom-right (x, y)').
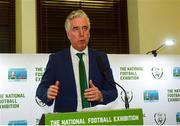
top-left (67, 17), bottom-right (90, 51)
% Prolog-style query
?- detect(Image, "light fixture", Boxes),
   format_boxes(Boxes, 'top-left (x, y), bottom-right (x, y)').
top-left (146, 39), bottom-right (175, 57)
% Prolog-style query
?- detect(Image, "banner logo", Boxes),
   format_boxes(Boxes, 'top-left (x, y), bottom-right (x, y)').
top-left (120, 91), bottom-right (133, 103)
top-left (35, 96), bottom-right (46, 107)
top-left (8, 120), bottom-right (27, 125)
top-left (173, 67), bottom-right (180, 78)
top-left (152, 67), bottom-right (163, 79)
top-left (176, 112), bottom-right (180, 124)
top-left (144, 90), bottom-right (159, 102)
top-left (8, 68), bottom-right (27, 81)
top-left (154, 113), bottom-right (166, 125)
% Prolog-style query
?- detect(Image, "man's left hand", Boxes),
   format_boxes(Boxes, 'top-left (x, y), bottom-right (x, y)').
top-left (84, 80), bottom-right (103, 102)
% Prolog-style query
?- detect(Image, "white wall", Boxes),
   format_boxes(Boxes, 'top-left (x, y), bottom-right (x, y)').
top-left (16, 0), bottom-right (36, 53)
top-left (128, 0), bottom-right (180, 54)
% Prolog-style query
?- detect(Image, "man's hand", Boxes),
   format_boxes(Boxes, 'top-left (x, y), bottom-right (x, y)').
top-left (47, 80), bottom-right (60, 100)
top-left (84, 80), bottom-right (103, 102)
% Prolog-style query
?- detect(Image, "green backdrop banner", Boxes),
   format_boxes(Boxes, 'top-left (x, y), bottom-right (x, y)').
top-left (44, 108), bottom-right (143, 125)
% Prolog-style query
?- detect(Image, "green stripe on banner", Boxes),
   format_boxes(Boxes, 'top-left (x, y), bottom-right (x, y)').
top-left (45, 108), bottom-right (143, 125)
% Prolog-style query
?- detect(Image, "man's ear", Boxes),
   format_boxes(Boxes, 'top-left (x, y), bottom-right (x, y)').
top-left (66, 31), bottom-right (70, 40)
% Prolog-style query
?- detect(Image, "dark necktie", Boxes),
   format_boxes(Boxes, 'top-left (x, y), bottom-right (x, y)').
top-left (76, 53), bottom-right (90, 108)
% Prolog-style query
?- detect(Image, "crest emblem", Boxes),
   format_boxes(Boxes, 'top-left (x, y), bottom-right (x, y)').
top-left (154, 113), bottom-right (166, 125)
top-left (152, 67), bottom-right (163, 79)
top-left (120, 91), bottom-right (133, 103)
top-left (35, 96), bottom-right (46, 107)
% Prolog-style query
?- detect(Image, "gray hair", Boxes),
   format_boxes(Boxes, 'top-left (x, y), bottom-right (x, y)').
top-left (65, 9), bottom-right (90, 32)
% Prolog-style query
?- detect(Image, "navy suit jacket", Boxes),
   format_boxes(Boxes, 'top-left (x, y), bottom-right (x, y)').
top-left (36, 48), bottom-right (117, 112)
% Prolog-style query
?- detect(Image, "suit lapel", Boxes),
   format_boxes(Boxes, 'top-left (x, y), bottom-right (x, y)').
top-left (88, 49), bottom-right (94, 80)
top-left (65, 48), bottom-right (76, 85)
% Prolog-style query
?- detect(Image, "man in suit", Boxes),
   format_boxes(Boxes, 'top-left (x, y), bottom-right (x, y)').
top-left (36, 9), bottom-right (118, 112)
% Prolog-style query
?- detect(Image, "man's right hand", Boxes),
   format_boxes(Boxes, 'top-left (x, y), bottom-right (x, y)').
top-left (47, 80), bottom-right (60, 100)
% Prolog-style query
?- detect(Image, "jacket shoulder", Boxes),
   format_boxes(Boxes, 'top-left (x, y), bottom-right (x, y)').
top-left (89, 48), bottom-right (107, 57)
top-left (49, 48), bottom-right (70, 58)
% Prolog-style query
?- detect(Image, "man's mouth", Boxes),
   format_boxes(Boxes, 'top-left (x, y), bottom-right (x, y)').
top-left (79, 40), bottom-right (85, 43)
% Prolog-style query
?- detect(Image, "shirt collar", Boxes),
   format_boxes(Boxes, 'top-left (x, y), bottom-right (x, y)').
top-left (70, 45), bottom-right (88, 56)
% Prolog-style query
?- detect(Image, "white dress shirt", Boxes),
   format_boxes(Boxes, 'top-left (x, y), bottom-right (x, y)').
top-left (70, 45), bottom-right (89, 111)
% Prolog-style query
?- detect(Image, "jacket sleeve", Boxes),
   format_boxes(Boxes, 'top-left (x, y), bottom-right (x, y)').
top-left (101, 54), bottom-right (118, 104)
top-left (36, 54), bottom-right (56, 106)
top-left (94, 53), bottom-right (118, 105)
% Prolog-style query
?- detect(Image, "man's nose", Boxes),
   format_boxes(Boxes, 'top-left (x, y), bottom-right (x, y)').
top-left (79, 29), bottom-right (84, 36)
